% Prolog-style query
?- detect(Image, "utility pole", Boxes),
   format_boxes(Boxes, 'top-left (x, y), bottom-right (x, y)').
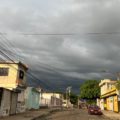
top-left (78, 96), bottom-right (79, 109)
top-left (66, 86), bottom-right (72, 108)
top-left (117, 72), bottom-right (120, 80)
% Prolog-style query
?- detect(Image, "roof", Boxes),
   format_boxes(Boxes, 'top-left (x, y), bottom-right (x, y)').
top-left (0, 61), bottom-right (28, 70)
top-left (99, 79), bottom-right (117, 86)
top-left (27, 87), bottom-right (40, 93)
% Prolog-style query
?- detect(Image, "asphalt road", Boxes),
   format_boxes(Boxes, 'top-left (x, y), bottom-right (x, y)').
top-left (37, 109), bottom-right (111, 120)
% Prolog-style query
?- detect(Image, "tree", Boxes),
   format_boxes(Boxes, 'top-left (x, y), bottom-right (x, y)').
top-left (116, 80), bottom-right (120, 90)
top-left (80, 80), bottom-right (100, 103)
top-left (70, 93), bottom-right (78, 105)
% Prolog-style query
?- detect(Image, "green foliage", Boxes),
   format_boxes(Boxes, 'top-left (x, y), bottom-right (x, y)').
top-left (70, 93), bottom-right (78, 105)
top-left (86, 99), bottom-right (96, 105)
top-left (80, 80), bottom-right (100, 100)
top-left (116, 80), bottom-right (120, 90)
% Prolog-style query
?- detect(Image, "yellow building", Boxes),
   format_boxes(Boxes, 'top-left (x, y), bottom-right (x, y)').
top-left (0, 61), bottom-right (28, 90)
top-left (99, 79), bottom-right (119, 112)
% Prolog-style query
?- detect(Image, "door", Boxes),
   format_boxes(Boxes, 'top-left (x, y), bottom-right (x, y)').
top-left (109, 97), bottom-right (114, 111)
top-left (0, 88), bottom-right (3, 107)
top-left (10, 92), bottom-right (18, 115)
top-left (114, 96), bottom-right (118, 112)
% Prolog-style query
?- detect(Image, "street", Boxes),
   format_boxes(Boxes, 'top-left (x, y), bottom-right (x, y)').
top-left (37, 109), bottom-right (111, 120)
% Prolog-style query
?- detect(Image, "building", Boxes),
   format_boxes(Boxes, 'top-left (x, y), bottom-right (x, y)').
top-left (99, 79), bottom-right (119, 112)
top-left (0, 61), bottom-right (28, 115)
top-left (40, 92), bottom-right (63, 108)
top-left (0, 61), bottom-right (28, 90)
top-left (0, 87), bottom-right (19, 116)
top-left (16, 90), bottom-right (26, 113)
top-left (25, 87), bottom-right (40, 110)
top-left (62, 100), bottom-right (67, 108)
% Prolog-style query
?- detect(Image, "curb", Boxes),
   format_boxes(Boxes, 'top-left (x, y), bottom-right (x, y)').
top-left (32, 113), bottom-right (49, 120)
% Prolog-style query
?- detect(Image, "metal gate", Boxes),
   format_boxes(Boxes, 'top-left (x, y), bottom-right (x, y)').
top-left (10, 92), bottom-right (18, 115)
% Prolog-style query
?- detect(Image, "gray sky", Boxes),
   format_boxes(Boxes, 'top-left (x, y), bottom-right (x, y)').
top-left (0, 0), bottom-right (120, 93)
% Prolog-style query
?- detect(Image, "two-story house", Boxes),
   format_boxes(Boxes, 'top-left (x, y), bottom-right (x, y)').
top-left (99, 79), bottom-right (119, 112)
top-left (0, 61), bottom-right (28, 90)
top-left (0, 61), bottom-right (28, 116)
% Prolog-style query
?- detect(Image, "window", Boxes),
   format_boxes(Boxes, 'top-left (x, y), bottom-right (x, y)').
top-left (0, 68), bottom-right (9, 76)
top-left (0, 88), bottom-right (3, 106)
top-left (19, 70), bottom-right (24, 79)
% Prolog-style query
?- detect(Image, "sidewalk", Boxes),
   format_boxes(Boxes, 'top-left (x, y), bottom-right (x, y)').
top-left (103, 110), bottom-right (120, 120)
top-left (0, 108), bottom-right (60, 120)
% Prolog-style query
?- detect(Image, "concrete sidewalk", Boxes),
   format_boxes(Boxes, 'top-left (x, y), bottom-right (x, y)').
top-left (103, 110), bottom-right (120, 120)
top-left (0, 108), bottom-right (59, 120)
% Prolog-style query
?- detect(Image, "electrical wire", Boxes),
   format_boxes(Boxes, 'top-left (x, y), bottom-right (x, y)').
top-left (0, 34), bottom-right (51, 90)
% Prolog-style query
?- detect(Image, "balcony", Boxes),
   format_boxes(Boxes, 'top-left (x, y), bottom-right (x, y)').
top-left (101, 87), bottom-right (117, 98)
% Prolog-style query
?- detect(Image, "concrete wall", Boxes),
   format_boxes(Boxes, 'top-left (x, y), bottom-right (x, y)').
top-left (10, 92), bottom-right (18, 115)
top-left (16, 91), bottom-right (26, 113)
top-left (99, 99), bottom-right (104, 110)
top-left (40, 93), bottom-right (62, 107)
top-left (0, 63), bottom-right (28, 90)
top-left (51, 96), bottom-right (62, 107)
top-left (0, 64), bottom-right (18, 89)
top-left (0, 89), bottom-right (11, 116)
top-left (99, 79), bottom-right (117, 96)
top-left (25, 87), bottom-right (40, 110)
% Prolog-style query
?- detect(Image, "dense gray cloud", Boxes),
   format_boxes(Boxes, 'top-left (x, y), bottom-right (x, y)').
top-left (0, 0), bottom-right (120, 93)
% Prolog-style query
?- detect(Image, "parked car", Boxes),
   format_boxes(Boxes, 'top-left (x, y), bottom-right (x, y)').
top-left (88, 105), bottom-right (102, 115)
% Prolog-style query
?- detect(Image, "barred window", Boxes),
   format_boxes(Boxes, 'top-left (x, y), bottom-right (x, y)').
top-left (0, 68), bottom-right (9, 76)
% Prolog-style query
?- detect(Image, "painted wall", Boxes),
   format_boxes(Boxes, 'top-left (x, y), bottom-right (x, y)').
top-left (16, 91), bottom-right (26, 113)
top-left (10, 92), bottom-right (18, 115)
top-left (25, 87), bottom-right (40, 110)
top-left (0, 63), bottom-right (27, 90)
top-left (100, 99), bottom-right (104, 110)
top-left (0, 88), bottom-right (18, 116)
top-left (0, 64), bottom-right (18, 89)
top-left (99, 79), bottom-right (117, 96)
top-left (114, 96), bottom-right (118, 112)
top-left (0, 89), bottom-right (11, 116)
top-left (40, 93), bottom-right (62, 107)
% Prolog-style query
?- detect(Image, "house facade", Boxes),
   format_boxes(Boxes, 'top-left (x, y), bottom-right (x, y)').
top-left (0, 61), bottom-right (28, 116)
top-left (25, 87), bottom-right (40, 110)
top-left (99, 79), bottom-right (119, 112)
top-left (0, 87), bottom-right (19, 116)
top-left (0, 61), bottom-right (28, 90)
top-left (40, 92), bottom-right (63, 108)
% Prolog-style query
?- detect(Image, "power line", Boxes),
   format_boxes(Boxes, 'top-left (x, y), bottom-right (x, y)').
top-left (0, 33), bottom-right (25, 61)
top-left (0, 35), bottom-right (50, 89)
top-left (21, 32), bottom-right (120, 36)
top-left (1, 32), bottom-right (120, 36)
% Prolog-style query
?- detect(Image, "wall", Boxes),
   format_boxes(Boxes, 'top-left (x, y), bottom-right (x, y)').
top-left (16, 65), bottom-right (27, 86)
top-left (0, 63), bottom-right (27, 90)
top-left (10, 92), bottom-right (18, 115)
top-left (114, 96), bottom-right (118, 112)
top-left (100, 99), bottom-right (104, 110)
top-left (51, 96), bottom-right (62, 107)
top-left (0, 64), bottom-right (18, 89)
top-left (0, 89), bottom-right (11, 116)
top-left (16, 91), bottom-right (26, 113)
top-left (40, 93), bottom-right (62, 107)
top-left (25, 87), bottom-right (40, 110)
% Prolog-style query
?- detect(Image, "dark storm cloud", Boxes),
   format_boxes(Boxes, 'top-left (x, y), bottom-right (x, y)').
top-left (0, 0), bottom-right (120, 92)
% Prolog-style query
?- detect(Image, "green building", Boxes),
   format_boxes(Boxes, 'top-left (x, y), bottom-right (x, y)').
top-left (25, 87), bottom-right (40, 110)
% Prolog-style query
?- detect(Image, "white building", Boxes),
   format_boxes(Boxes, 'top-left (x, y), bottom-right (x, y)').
top-left (40, 92), bottom-right (63, 108)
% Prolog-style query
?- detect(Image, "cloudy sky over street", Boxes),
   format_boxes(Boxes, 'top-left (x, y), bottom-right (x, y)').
top-left (0, 0), bottom-right (120, 93)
